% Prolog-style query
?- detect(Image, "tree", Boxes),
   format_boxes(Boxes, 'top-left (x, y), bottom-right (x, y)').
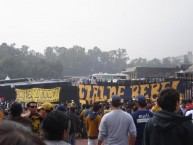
top-left (162, 57), bottom-right (172, 67)
top-left (44, 47), bottom-right (56, 62)
top-left (128, 57), bottom-right (148, 67)
top-left (107, 48), bottom-right (129, 72)
top-left (147, 58), bottom-right (162, 67)
top-left (20, 45), bottom-right (29, 56)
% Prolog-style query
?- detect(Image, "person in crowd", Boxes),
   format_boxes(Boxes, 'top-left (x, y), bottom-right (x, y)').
top-left (38, 102), bottom-right (54, 118)
top-left (143, 88), bottom-right (193, 145)
top-left (21, 102), bottom-right (38, 118)
top-left (132, 99), bottom-right (139, 112)
top-left (150, 98), bottom-right (161, 113)
top-left (185, 107), bottom-right (193, 123)
top-left (57, 104), bottom-right (71, 140)
top-left (0, 120), bottom-right (45, 145)
top-left (146, 99), bottom-right (154, 111)
top-left (41, 110), bottom-right (70, 145)
top-left (186, 98), bottom-right (193, 111)
top-left (86, 102), bottom-right (102, 145)
top-left (57, 104), bottom-right (67, 113)
top-left (131, 95), bottom-right (153, 145)
top-left (179, 99), bottom-right (187, 115)
top-left (185, 99), bottom-right (193, 123)
top-left (0, 106), bottom-right (4, 120)
top-left (8, 102), bottom-right (34, 132)
top-left (98, 95), bottom-right (136, 145)
top-left (103, 104), bottom-right (111, 115)
top-left (80, 104), bottom-right (92, 139)
top-left (22, 102), bottom-right (42, 133)
top-left (67, 106), bottom-right (81, 145)
top-left (126, 101), bottom-right (135, 114)
top-left (38, 102), bottom-right (55, 139)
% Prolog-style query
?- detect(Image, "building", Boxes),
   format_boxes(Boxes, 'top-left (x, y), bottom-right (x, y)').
top-left (121, 66), bottom-right (182, 79)
top-left (185, 65), bottom-right (193, 73)
top-left (188, 51), bottom-right (193, 64)
top-left (176, 51), bottom-right (193, 65)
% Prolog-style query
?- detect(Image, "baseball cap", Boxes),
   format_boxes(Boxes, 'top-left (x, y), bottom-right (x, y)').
top-left (108, 95), bottom-right (123, 104)
top-left (136, 95), bottom-right (146, 103)
top-left (38, 102), bottom-right (54, 110)
top-left (57, 104), bottom-right (66, 112)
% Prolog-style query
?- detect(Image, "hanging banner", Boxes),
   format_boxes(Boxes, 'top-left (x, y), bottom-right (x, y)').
top-left (79, 80), bottom-right (184, 102)
top-left (16, 87), bottom-right (60, 102)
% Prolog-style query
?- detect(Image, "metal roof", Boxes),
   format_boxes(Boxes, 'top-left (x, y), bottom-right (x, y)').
top-left (184, 65), bottom-right (193, 73)
top-left (121, 67), bottom-right (137, 73)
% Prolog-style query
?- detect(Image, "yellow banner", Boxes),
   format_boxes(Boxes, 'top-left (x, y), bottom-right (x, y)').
top-left (16, 87), bottom-right (61, 102)
top-left (78, 81), bottom-right (182, 102)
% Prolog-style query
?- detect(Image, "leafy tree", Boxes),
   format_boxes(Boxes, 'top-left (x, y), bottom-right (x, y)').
top-left (147, 58), bottom-right (162, 67)
top-left (0, 42), bottom-right (189, 80)
top-left (128, 57), bottom-right (148, 67)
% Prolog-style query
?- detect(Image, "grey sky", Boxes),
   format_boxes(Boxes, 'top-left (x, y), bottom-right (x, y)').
top-left (1, 0), bottom-right (193, 60)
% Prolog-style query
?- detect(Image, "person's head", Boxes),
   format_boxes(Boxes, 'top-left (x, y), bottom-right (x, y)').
top-left (136, 94), bottom-right (147, 108)
top-left (0, 120), bottom-right (45, 145)
top-left (42, 110), bottom-right (69, 141)
top-left (27, 102), bottom-right (37, 110)
top-left (38, 102), bottom-right (54, 118)
top-left (10, 102), bottom-right (23, 117)
top-left (109, 95), bottom-right (122, 107)
top-left (104, 104), bottom-right (110, 110)
top-left (92, 102), bottom-right (101, 112)
top-left (181, 100), bottom-right (187, 108)
top-left (85, 104), bottom-right (90, 109)
top-left (157, 88), bottom-right (180, 112)
top-left (57, 104), bottom-right (66, 112)
top-left (69, 106), bottom-right (76, 112)
top-left (82, 104), bottom-right (86, 109)
top-left (26, 102), bottom-right (38, 117)
top-left (186, 99), bottom-right (192, 105)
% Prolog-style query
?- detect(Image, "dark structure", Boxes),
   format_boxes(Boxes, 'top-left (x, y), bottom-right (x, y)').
top-left (122, 66), bottom-right (182, 79)
top-left (0, 80), bottom-right (79, 105)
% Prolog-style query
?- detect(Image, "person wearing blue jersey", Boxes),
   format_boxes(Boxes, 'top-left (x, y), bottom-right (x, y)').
top-left (132, 95), bottom-right (153, 145)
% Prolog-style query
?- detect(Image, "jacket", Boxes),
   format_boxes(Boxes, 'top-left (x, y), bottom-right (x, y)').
top-left (68, 112), bottom-right (81, 134)
top-left (143, 110), bottom-right (193, 145)
top-left (86, 112), bottom-right (101, 139)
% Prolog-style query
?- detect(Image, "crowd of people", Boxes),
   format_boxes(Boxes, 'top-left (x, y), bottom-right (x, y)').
top-left (0, 87), bottom-right (193, 145)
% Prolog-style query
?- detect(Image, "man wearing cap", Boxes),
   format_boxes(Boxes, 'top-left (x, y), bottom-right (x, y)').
top-left (131, 95), bottom-right (153, 145)
top-left (38, 102), bottom-right (54, 118)
top-left (98, 95), bottom-right (136, 145)
top-left (38, 102), bottom-right (55, 140)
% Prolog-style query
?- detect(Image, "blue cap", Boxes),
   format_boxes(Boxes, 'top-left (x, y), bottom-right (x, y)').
top-left (57, 104), bottom-right (66, 112)
top-left (136, 95), bottom-right (146, 103)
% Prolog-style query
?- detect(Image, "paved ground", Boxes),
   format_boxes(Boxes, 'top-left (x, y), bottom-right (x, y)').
top-left (76, 139), bottom-right (87, 145)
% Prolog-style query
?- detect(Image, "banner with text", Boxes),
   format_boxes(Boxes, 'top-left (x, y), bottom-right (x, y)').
top-left (79, 80), bottom-right (184, 102)
top-left (16, 87), bottom-right (61, 102)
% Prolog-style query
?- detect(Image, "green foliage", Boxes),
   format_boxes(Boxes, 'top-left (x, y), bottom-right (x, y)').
top-left (0, 42), bottom-right (185, 80)
top-left (0, 43), bottom-right (63, 79)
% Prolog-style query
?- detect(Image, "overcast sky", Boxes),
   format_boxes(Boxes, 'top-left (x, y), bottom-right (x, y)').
top-left (1, 0), bottom-right (193, 60)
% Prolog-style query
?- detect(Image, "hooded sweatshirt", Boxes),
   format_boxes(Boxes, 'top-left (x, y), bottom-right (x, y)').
top-left (89, 112), bottom-right (98, 120)
top-left (86, 112), bottom-right (101, 139)
top-left (143, 110), bottom-right (193, 145)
